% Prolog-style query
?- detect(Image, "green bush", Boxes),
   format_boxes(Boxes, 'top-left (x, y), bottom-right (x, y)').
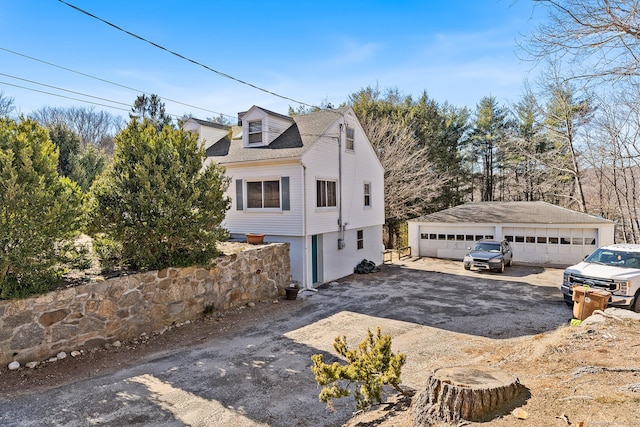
top-left (92, 234), bottom-right (125, 273)
top-left (0, 118), bottom-right (85, 298)
top-left (89, 118), bottom-right (230, 271)
top-left (311, 327), bottom-right (408, 410)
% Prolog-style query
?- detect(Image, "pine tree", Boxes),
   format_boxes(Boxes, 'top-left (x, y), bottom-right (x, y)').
top-left (90, 118), bottom-right (230, 270)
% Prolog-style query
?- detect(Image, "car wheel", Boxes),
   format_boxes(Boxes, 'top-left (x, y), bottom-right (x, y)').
top-left (464, 264), bottom-right (471, 270)
top-left (507, 257), bottom-right (512, 267)
top-left (494, 261), bottom-right (504, 273)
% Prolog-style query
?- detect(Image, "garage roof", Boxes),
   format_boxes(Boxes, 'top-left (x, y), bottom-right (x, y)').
top-left (410, 201), bottom-right (613, 224)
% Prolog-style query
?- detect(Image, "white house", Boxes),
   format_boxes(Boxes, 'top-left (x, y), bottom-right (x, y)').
top-left (407, 201), bottom-right (615, 266)
top-left (184, 106), bottom-right (385, 289)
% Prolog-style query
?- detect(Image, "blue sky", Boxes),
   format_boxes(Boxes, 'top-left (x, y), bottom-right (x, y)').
top-left (1, 1), bottom-right (542, 121)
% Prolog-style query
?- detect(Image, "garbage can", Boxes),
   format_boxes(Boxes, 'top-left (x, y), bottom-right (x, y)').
top-left (572, 285), bottom-right (610, 320)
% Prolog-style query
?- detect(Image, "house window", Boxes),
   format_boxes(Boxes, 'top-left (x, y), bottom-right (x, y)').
top-left (247, 180), bottom-right (280, 208)
top-left (317, 179), bottom-right (337, 207)
top-left (248, 120), bottom-right (262, 144)
top-left (363, 182), bottom-right (371, 207)
top-left (346, 127), bottom-right (354, 150)
top-left (357, 230), bottom-right (364, 249)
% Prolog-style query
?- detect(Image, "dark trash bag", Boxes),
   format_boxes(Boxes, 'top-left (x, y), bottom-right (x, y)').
top-left (355, 259), bottom-right (379, 274)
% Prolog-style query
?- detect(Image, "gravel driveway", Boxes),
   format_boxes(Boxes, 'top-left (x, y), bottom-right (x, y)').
top-left (0, 258), bottom-right (568, 427)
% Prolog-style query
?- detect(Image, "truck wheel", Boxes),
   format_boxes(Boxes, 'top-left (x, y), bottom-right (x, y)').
top-left (632, 291), bottom-right (640, 313)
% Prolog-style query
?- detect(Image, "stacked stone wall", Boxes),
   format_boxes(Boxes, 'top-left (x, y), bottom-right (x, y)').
top-left (0, 243), bottom-right (290, 366)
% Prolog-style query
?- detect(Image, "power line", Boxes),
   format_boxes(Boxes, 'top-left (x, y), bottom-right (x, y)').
top-left (0, 72), bottom-right (131, 107)
top-left (0, 46), bottom-right (236, 120)
top-left (0, 80), bottom-right (131, 113)
top-left (57, 0), bottom-right (318, 110)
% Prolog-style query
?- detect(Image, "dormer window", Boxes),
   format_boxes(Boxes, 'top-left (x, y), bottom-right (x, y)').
top-left (248, 120), bottom-right (262, 144)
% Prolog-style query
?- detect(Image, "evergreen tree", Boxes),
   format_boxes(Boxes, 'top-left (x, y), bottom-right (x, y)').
top-left (470, 96), bottom-right (511, 201)
top-left (90, 118), bottom-right (230, 270)
top-left (0, 118), bottom-right (84, 298)
top-left (130, 94), bottom-right (172, 131)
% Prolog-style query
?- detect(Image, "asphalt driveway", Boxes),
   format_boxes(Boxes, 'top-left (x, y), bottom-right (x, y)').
top-left (0, 258), bottom-right (568, 427)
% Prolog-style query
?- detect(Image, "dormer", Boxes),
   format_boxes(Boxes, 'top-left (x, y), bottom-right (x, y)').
top-left (239, 106), bottom-right (295, 148)
top-left (183, 118), bottom-right (230, 151)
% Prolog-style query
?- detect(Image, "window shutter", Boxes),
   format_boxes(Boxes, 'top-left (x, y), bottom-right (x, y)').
top-left (281, 176), bottom-right (290, 211)
top-left (236, 179), bottom-right (243, 210)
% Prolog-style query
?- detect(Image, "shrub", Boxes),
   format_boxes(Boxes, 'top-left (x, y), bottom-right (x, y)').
top-left (89, 118), bottom-right (230, 271)
top-left (0, 118), bottom-right (85, 298)
top-left (311, 327), bottom-right (408, 410)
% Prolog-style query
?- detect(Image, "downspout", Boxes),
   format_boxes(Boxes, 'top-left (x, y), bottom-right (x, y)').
top-left (301, 160), bottom-right (315, 291)
top-left (338, 123), bottom-right (345, 249)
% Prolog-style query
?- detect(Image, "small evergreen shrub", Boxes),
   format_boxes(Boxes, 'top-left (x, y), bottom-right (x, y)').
top-left (311, 327), bottom-right (408, 410)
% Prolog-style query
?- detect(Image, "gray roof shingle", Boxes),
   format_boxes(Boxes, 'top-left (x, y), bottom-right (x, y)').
top-left (411, 201), bottom-right (612, 224)
top-left (203, 106), bottom-right (349, 164)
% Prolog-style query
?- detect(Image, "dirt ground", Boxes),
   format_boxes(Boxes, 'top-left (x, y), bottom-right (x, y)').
top-left (2, 255), bottom-right (640, 426)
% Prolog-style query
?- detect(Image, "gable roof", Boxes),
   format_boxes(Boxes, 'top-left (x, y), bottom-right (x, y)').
top-left (185, 117), bottom-right (230, 130)
top-left (240, 106), bottom-right (295, 123)
top-left (411, 201), bottom-right (613, 224)
top-left (200, 106), bottom-right (350, 164)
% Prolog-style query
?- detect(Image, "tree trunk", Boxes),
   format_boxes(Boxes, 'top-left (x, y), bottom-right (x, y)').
top-left (411, 366), bottom-right (527, 426)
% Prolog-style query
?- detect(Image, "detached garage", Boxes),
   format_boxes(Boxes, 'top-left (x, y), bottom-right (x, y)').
top-left (407, 201), bottom-right (615, 266)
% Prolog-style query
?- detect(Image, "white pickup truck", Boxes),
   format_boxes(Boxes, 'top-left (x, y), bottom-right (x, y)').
top-left (561, 244), bottom-right (640, 312)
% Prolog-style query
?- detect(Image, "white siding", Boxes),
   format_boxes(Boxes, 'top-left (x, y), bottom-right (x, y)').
top-left (315, 225), bottom-right (384, 284)
top-left (183, 120), bottom-right (228, 151)
top-left (302, 115), bottom-right (384, 236)
top-left (223, 161), bottom-right (303, 236)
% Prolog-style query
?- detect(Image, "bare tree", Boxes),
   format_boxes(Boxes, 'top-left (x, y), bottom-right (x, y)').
top-left (583, 89), bottom-right (640, 242)
top-left (361, 115), bottom-right (450, 248)
top-left (526, 0), bottom-right (640, 81)
top-left (30, 106), bottom-right (123, 154)
top-left (0, 92), bottom-right (15, 117)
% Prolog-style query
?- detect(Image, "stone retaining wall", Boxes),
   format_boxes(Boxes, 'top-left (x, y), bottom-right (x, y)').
top-left (0, 243), bottom-right (290, 366)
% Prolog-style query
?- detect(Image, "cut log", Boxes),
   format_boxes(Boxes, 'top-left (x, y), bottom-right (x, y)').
top-left (412, 366), bottom-right (527, 426)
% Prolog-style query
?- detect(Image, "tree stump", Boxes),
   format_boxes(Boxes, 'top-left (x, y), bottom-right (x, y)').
top-left (411, 366), bottom-right (527, 426)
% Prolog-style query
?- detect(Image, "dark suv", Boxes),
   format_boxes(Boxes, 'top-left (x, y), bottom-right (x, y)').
top-left (463, 239), bottom-right (513, 273)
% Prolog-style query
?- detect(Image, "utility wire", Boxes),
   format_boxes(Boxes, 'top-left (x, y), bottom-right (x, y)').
top-left (0, 46), bottom-right (236, 120)
top-left (57, 0), bottom-right (318, 109)
top-left (0, 78), bottom-right (185, 119)
top-left (0, 72), bottom-right (131, 107)
top-left (0, 80), bottom-right (131, 113)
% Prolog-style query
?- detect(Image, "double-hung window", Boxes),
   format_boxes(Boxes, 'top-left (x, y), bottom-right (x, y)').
top-left (345, 126), bottom-right (355, 150)
top-left (247, 180), bottom-right (280, 208)
top-left (248, 120), bottom-right (262, 144)
top-left (316, 179), bottom-right (337, 208)
top-left (357, 230), bottom-right (364, 250)
top-left (363, 182), bottom-right (371, 207)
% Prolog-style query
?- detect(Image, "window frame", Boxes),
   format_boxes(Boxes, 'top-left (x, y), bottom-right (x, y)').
top-left (345, 126), bottom-right (355, 151)
top-left (248, 120), bottom-right (263, 145)
top-left (363, 182), bottom-right (371, 207)
top-left (246, 179), bottom-right (281, 210)
top-left (316, 179), bottom-right (337, 208)
top-left (357, 229), bottom-right (364, 250)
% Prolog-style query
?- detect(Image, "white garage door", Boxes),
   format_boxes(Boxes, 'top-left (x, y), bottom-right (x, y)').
top-left (419, 226), bottom-right (496, 260)
top-left (503, 227), bottom-right (598, 265)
